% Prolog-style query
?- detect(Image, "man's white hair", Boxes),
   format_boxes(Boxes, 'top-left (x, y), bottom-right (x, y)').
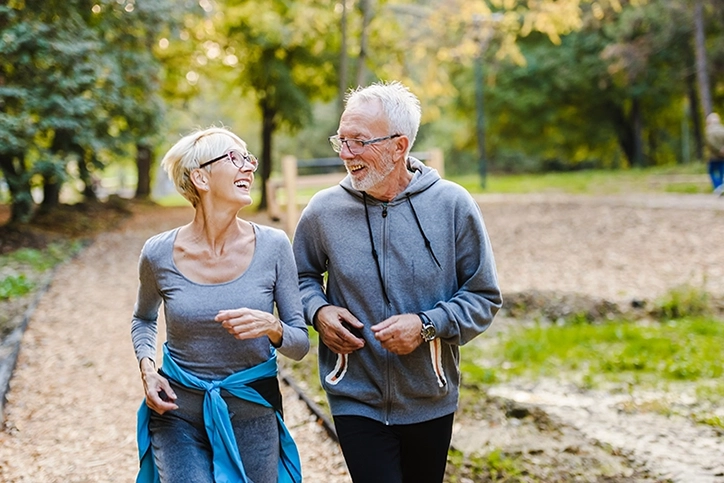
top-left (345, 81), bottom-right (421, 156)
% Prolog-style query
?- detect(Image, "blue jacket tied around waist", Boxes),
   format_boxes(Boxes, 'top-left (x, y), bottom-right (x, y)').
top-left (136, 343), bottom-right (302, 483)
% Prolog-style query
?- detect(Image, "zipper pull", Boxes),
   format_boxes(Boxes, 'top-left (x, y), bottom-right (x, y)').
top-left (382, 203), bottom-right (388, 218)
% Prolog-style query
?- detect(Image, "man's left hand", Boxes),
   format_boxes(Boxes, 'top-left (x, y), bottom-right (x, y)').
top-left (371, 314), bottom-right (423, 355)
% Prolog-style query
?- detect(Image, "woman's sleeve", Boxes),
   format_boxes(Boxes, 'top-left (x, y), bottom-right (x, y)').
top-left (273, 235), bottom-right (310, 361)
top-left (130, 244), bottom-right (161, 364)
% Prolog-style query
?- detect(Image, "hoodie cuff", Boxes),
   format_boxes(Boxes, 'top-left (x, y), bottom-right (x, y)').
top-left (308, 302), bottom-right (330, 331)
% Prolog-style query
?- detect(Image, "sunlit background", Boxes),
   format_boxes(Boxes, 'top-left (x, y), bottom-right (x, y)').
top-left (1, 0), bottom-right (721, 218)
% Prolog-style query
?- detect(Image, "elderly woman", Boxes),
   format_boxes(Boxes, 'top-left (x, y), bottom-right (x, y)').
top-left (131, 127), bottom-right (308, 483)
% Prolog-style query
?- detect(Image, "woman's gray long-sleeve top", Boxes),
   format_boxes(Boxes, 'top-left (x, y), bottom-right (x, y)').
top-left (131, 222), bottom-right (309, 380)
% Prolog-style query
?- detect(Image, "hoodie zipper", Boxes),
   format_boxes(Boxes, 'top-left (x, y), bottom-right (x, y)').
top-left (381, 202), bottom-right (392, 424)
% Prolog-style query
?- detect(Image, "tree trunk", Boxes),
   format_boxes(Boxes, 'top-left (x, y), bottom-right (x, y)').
top-left (610, 102), bottom-right (636, 168)
top-left (258, 100), bottom-right (277, 211)
top-left (338, 0), bottom-right (349, 115)
top-left (356, 0), bottom-right (373, 87)
top-left (631, 97), bottom-right (644, 167)
top-left (694, 0), bottom-right (712, 116)
top-left (40, 177), bottom-right (61, 212)
top-left (135, 143), bottom-right (152, 199)
top-left (78, 156), bottom-right (98, 201)
top-left (687, 72), bottom-right (704, 161)
top-left (0, 153), bottom-right (34, 224)
top-left (42, 129), bottom-right (75, 211)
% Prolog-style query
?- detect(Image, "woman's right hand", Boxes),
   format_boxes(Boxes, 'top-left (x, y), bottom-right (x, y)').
top-left (140, 358), bottom-right (178, 414)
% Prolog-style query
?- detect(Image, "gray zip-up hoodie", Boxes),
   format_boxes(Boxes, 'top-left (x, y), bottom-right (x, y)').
top-left (293, 158), bottom-right (501, 425)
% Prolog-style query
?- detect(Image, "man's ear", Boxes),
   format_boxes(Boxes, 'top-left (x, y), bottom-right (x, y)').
top-left (190, 168), bottom-right (210, 192)
top-left (394, 135), bottom-right (410, 159)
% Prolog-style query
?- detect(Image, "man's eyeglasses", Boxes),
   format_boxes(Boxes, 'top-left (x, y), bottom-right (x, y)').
top-left (328, 134), bottom-right (401, 155)
top-left (199, 149), bottom-right (258, 172)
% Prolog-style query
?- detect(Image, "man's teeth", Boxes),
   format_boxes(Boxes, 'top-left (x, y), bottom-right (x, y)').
top-left (234, 180), bottom-right (249, 188)
top-left (349, 164), bottom-right (364, 172)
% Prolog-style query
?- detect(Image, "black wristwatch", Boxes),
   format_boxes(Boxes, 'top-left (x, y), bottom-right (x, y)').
top-left (418, 312), bottom-right (436, 342)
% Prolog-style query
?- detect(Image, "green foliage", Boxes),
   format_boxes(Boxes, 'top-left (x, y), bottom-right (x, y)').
top-left (461, 360), bottom-right (499, 385)
top-left (7, 241), bottom-right (81, 271)
top-left (0, 241), bottom-right (82, 303)
top-left (0, 274), bottom-right (33, 300)
top-left (654, 284), bottom-right (712, 319)
top-left (447, 163), bottom-right (710, 195)
top-left (417, 0), bottom-right (710, 175)
top-left (446, 448), bottom-right (525, 482)
top-left (0, 0), bottom-right (184, 220)
top-left (466, 314), bottom-right (724, 417)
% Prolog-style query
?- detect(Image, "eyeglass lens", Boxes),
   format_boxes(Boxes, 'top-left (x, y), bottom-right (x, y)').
top-left (228, 150), bottom-right (258, 172)
top-left (330, 137), bottom-right (365, 155)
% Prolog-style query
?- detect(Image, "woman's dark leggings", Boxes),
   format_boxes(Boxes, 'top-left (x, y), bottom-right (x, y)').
top-left (333, 413), bottom-right (455, 483)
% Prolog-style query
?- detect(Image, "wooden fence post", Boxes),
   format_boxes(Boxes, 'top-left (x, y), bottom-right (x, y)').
top-left (266, 178), bottom-right (283, 222)
top-left (427, 148), bottom-right (444, 178)
top-left (282, 155), bottom-right (298, 235)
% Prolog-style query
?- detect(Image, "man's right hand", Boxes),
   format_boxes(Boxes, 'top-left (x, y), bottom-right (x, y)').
top-left (314, 305), bottom-right (365, 354)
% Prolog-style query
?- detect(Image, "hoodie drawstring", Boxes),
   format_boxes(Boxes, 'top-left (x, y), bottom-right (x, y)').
top-left (363, 192), bottom-right (391, 306)
top-left (405, 195), bottom-right (442, 269)
top-left (362, 192), bottom-right (443, 306)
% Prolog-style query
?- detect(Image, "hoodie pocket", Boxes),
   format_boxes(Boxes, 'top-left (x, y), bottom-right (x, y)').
top-left (320, 350), bottom-right (385, 406)
top-left (393, 339), bottom-right (454, 400)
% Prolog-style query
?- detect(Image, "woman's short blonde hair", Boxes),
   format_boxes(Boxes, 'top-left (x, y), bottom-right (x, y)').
top-left (161, 127), bottom-right (248, 206)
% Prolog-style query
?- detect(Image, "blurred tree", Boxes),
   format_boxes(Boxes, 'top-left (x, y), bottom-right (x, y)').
top-left (0, 0), bottom-right (182, 222)
top-left (88, 0), bottom-right (182, 200)
top-left (213, 0), bottom-right (339, 210)
top-left (405, 0), bottom-right (705, 172)
top-left (694, 0), bottom-right (712, 117)
top-left (0, 3), bottom-right (104, 220)
top-left (0, 6), bottom-right (40, 223)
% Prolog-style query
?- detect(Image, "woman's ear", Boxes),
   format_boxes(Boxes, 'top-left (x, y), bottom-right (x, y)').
top-left (190, 168), bottom-right (210, 192)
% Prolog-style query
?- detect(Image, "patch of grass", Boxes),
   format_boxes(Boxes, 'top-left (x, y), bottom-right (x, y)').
top-left (474, 317), bottom-right (724, 384)
top-left (654, 284), bottom-right (712, 319)
top-left (446, 448), bottom-right (525, 482)
top-left (449, 163), bottom-right (710, 195)
top-left (465, 315), bottom-right (724, 428)
top-left (0, 241), bottom-right (82, 305)
top-left (6, 242), bottom-right (82, 272)
top-left (0, 274), bottom-right (33, 300)
top-left (695, 414), bottom-right (724, 430)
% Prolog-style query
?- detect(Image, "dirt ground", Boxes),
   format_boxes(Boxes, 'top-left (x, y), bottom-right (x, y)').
top-left (0, 192), bottom-right (723, 482)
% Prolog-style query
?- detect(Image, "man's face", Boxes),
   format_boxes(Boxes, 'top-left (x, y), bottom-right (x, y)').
top-left (337, 100), bottom-right (397, 193)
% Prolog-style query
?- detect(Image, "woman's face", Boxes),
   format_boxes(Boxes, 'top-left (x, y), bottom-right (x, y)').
top-left (203, 147), bottom-right (257, 208)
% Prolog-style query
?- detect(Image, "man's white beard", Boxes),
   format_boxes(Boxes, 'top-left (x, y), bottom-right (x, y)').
top-left (349, 155), bottom-right (396, 192)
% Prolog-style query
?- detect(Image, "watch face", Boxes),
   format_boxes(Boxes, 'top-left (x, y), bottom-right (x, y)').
top-left (422, 324), bottom-right (436, 342)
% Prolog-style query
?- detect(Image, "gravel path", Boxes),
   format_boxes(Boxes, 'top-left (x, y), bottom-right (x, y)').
top-left (0, 192), bottom-right (722, 482)
top-left (478, 192), bottom-right (724, 305)
top-left (0, 205), bottom-right (349, 482)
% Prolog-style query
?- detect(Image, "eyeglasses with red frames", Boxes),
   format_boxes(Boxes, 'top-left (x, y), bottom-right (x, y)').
top-left (199, 149), bottom-right (258, 172)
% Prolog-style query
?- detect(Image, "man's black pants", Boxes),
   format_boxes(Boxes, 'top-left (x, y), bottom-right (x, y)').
top-left (333, 412), bottom-right (455, 483)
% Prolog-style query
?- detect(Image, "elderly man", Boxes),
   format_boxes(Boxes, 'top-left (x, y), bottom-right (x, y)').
top-left (293, 81), bottom-right (502, 483)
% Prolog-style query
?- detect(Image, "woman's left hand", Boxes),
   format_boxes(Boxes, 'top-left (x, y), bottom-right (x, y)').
top-left (215, 308), bottom-right (283, 345)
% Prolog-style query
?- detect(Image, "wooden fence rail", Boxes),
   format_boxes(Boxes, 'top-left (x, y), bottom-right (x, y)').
top-left (267, 149), bottom-right (444, 235)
